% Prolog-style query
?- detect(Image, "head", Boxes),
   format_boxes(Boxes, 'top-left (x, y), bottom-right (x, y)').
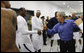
top-left (47, 16), bottom-right (50, 20)
top-left (55, 12), bottom-right (58, 18)
top-left (41, 16), bottom-right (45, 21)
top-left (57, 12), bottom-right (65, 24)
top-left (69, 15), bottom-right (71, 19)
top-left (1, 1), bottom-right (11, 8)
top-left (36, 10), bottom-right (41, 18)
top-left (72, 13), bottom-right (76, 18)
top-left (19, 7), bottom-right (27, 17)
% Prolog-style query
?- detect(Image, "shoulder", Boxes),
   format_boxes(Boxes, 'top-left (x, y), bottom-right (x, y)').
top-left (65, 19), bottom-right (74, 22)
top-left (1, 8), bottom-right (17, 22)
top-left (1, 8), bottom-right (17, 16)
top-left (32, 16), bottom-right (37, 21)
top-left (50, 17), bottom-right (55, 20)
top-left (17, 15), bottom-right (25, 21)
top-left (54, 23), bottom-right (60, 27)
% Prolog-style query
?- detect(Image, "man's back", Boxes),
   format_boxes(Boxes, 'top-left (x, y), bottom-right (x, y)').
top-left (1, 8), bottom-right (19, 52)
top-left (47, 17), bottom-right (58, 29)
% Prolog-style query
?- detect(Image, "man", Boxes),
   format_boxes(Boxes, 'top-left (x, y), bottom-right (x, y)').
top-left (16, 8), bottom-right (41, 52)
top-left (47, 12), bottom-right (59, 52)
top-left (32, 10), bottom-right (43, 52)
top-left (75, 16), bottom-right (83, 52)
top-left (1, 1), bottom-right (19, 52)
top-left (46, 16), bottom-right (50, 24)
top-left (43, 12), bottom-right (80, 52)
top-left (41, 16), bottom-right (47, 45)
top-left (71, 13), bottom-right (78, 21)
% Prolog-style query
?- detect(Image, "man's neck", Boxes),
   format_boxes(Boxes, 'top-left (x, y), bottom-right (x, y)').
top-left (37, 16), bottom-right (39, 18)
top-left (20, 15), bottom-right (25, 18)
top-left (61, 19), bottom-right (65, 24)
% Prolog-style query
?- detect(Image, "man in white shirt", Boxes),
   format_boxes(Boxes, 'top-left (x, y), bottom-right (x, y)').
top-left (16, 8), bottom-right (41, 52)
top-left (75, 15), bottom-right (83, 52)
top-left (32, 10), bottom-right (43, 52)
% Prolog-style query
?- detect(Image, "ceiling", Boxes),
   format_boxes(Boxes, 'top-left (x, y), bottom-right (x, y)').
top-left (48, 1), bottom-right (83, 12)
top-left (10, 1), bottom-right (83, 13)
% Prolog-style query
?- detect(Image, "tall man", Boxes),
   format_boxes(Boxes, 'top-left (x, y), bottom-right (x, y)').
top-left (32, 10), bottom-right (43, 52)
top-left (43, 12), bottom-right (80, 52)
top-left (16, 8), bottom-right (41, 52)
top-left (47, 12), bottom-right (59, 52)
top-left (1, 1), bottom-right (19, 52)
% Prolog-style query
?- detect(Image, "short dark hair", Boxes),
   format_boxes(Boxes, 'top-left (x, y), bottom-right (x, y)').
top-left (55, 12), bottom-right (58, 14)
top-left (19, 7), bottom-right (25, 11)
top-left (41, 16), bottom-right (45, 19)
top-left (65, 16), bottom-right (68, 18)
top-left (69, 15), bottom-right (71, 17)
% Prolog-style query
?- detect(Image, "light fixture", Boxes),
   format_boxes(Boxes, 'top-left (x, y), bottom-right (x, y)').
top-left (67, 5), bottom-right (70, 8)
top-left (63, 2), bottom-right (66, 5)
top-left (79, 1), bottom-right (82, 2)
top-left (80, 4), bottom-right (83, 6)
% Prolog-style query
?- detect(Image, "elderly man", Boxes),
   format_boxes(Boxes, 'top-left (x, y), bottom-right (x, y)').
top-left (43, 12), bottom-right (80, 52)
top-left (1, 1), bottom-right (19, 52)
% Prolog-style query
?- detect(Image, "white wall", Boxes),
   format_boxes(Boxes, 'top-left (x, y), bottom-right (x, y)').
top-left (10, 1), bottom-right (61, 18)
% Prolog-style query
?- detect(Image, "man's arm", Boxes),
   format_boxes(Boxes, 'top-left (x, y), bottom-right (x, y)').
top-left (18, 19), bottom-right (41, 35)
top-left (46, 23), bottom-right (59, 36)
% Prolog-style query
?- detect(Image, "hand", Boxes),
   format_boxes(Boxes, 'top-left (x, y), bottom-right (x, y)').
top-left (43, 25), bottom-right (47, 30)
top-left (37, 30), bottom-right (41, 35)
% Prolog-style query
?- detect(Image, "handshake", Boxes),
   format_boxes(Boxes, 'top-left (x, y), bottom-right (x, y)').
top-left (37, 25), bottom-right (47, 35)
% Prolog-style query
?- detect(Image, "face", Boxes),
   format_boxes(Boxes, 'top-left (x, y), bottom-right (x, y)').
top-left (21, 8), bottom-right (27, 17)
top-left (57, 14), bottom-right (64, 23)
top-left (42, 18), bottom-right (45, 21)
top-left (36, 12), bottom-right (41, 17)
top-left (72, 13), bottom-right (76, 17)
top-left (57, 14), bottom-right (61, 22)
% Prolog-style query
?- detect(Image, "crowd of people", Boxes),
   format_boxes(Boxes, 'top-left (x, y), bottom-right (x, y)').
top-left (1, 1), bottom-right (83, 52)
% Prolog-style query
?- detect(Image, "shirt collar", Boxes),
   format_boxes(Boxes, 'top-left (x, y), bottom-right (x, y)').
top-left (59, 20), bottom-right (67, 24)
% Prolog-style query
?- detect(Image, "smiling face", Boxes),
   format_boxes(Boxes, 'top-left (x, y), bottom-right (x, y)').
top-left (20, 8), bottom-right (27, 17)
top-left (57, 12), bottom-right (65, 23)
top-left (72, 13), bottom-right (76, 18)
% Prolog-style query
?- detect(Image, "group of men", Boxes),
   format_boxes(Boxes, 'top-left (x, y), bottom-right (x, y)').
top-left (1, 1), bottom-right (83, 52)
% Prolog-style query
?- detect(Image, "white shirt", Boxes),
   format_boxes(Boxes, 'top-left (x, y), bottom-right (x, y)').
top-left (31, 16), bottom-right (43, 50)
top-left (16, 15), bottom-right (37, 44)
